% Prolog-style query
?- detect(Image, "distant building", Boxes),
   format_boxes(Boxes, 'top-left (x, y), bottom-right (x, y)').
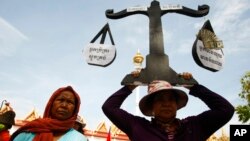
top-left (13, 109), bottom-right (129, 141)
top-left (206, 128), bottom-right (229, 141)
top-left (12, 109), bottom-right (229, 141)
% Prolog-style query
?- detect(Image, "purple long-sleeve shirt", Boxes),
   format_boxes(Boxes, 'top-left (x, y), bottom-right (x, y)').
top-left (102, 84), bottom-right (234, 141)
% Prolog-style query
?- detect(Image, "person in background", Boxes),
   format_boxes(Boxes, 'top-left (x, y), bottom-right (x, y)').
top-left (0, 101), bottom-right (16, 141)
top-left (73, 115), bottom-right (86, 135)
top-left (73, 115), bottom-right (89, 141)
top-left (102, 72), bottom-right (234, 141)
top-left (11, 86), bottom-right (88, 141)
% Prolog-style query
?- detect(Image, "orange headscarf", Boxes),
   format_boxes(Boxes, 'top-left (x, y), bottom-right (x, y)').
top-left (11, 86), bottom-right (81, 141)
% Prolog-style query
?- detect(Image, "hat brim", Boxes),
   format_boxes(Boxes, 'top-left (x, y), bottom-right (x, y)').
top-left (139, 88), bottom-right (188, 116)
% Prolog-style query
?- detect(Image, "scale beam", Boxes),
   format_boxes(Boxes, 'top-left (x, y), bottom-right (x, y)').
top-left (106, 0), bottom-right (209, 85)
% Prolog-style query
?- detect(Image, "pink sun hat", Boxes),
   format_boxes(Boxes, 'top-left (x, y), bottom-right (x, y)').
top-left (139, 80), bottom-right (188, 116)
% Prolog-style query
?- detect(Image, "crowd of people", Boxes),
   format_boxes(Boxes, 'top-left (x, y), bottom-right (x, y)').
top-left (1, 72), bottom-right (234, 141)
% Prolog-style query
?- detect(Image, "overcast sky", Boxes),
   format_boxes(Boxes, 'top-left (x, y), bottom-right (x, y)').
top-left (1, 0), bottom-right (249, 136)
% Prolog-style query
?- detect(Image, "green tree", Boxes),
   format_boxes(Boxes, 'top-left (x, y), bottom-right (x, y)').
top-left (235, 71), bottom-right (250, 123)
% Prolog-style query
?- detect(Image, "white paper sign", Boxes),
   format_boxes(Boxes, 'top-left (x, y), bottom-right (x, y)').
top-left (195, 40), bottom-right (224, 71)
top-left (127, 6), bottom-right (148, 12)
top-left (83, 43), bottom-right (116, 67)
top-left (161, 4), bottom-right (183, 10)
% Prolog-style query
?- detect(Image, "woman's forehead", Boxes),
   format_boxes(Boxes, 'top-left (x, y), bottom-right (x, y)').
top-left (56, 90), bottom-right (75, 98)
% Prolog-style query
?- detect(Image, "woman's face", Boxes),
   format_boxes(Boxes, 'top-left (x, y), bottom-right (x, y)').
top-left (50, 90), bottom-right (76, 120)
top-left (152, 91), bottom-right (177, 121)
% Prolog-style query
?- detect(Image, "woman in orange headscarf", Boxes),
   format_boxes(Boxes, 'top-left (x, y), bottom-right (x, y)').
top-left (11, 86), bottom-right (88, 141)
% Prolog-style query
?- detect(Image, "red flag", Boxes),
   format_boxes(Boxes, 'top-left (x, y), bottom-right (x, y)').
top-left (106, 127), bottom-right (111, 141)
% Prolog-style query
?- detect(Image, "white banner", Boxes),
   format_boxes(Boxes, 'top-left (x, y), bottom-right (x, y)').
top-left (161, 4), bottom-right (183, 10)
top-left (127, 6), bottom-right (148, 12)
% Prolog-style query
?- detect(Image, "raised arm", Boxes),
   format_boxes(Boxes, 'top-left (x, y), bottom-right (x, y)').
top-left (102, 86), bottom-right (137, 134)
top-left (188, 84), bottom-right (234, 137)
